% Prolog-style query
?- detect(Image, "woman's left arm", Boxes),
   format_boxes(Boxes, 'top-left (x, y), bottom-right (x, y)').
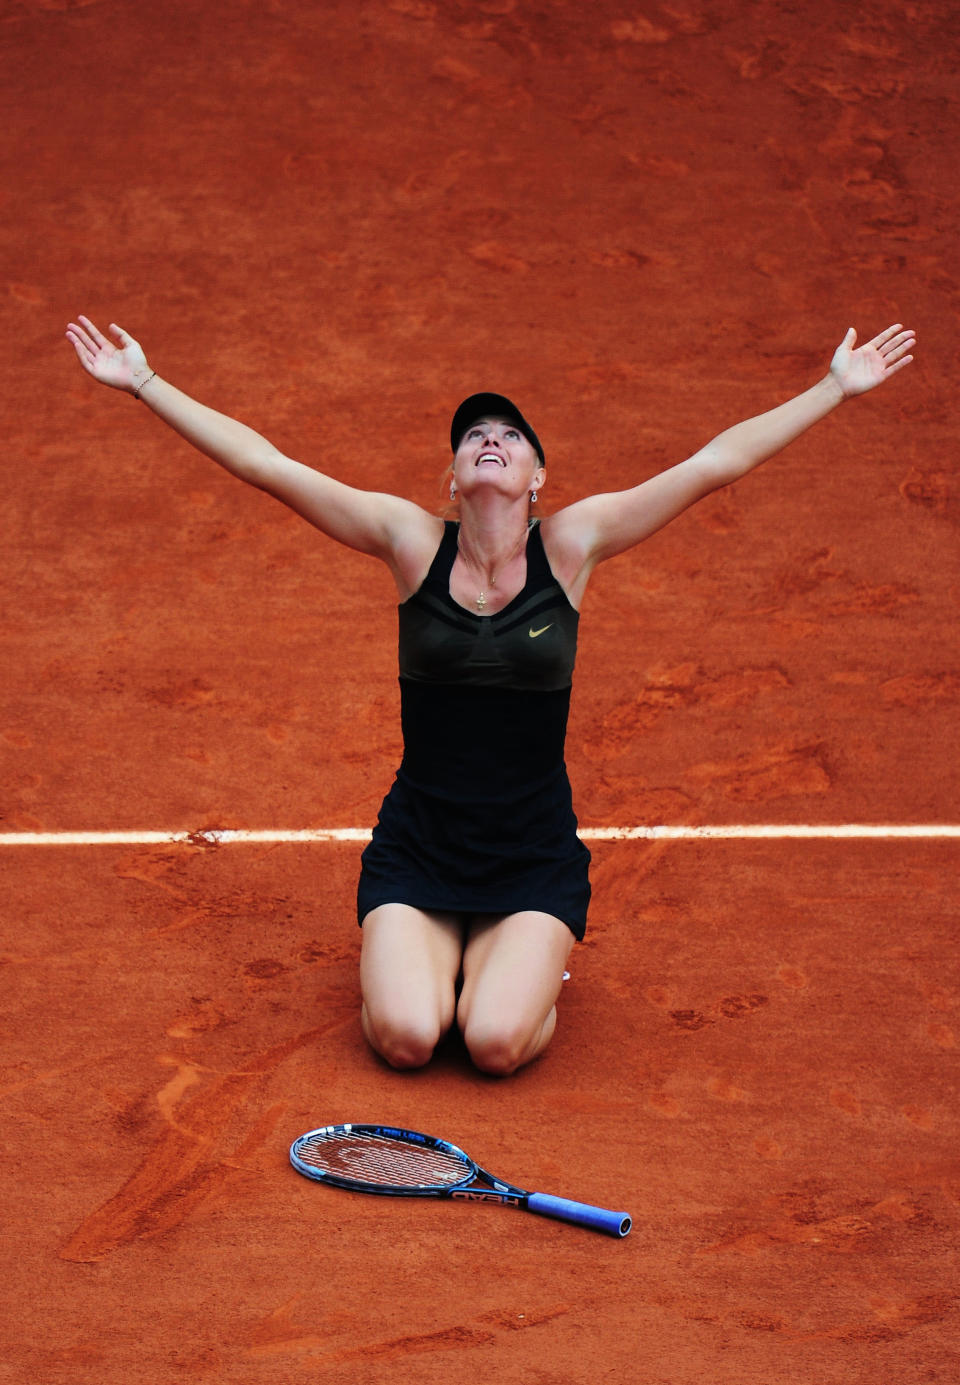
top-left (546, 323), bottom-right (915, 592)
top-left (690, 322), bottom-right (915, 489)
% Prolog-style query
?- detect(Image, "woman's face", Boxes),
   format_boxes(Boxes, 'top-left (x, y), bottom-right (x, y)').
top-left (453, 416), bottom-right (544, 498)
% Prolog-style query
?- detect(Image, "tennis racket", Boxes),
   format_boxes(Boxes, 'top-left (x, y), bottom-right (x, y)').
top-left (289, 1123), bottom-right (631, 1238)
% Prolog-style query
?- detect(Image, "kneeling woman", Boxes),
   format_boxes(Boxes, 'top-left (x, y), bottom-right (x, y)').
top-left (66, 316), bottom-right (915, 1073)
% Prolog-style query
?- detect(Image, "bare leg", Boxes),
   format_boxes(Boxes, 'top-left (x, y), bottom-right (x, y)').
top-left (359, 904), bottom-right (465, 1069)
top-left (457, 911), bottom-right (575, 1076)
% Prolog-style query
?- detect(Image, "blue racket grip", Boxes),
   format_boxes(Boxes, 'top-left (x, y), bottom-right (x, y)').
top-left (527, 1192), bottom-right (631, 1238)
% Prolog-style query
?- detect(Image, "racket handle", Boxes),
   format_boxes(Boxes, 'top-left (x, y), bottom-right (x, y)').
top-left (527, 1192), bottom-right (631, 1238)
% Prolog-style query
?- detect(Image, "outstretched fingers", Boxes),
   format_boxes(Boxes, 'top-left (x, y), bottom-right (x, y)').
top-left (867, 321), bottom-right (904, 349)
top-left (66, 315), bottom-right (115, 367)
top-left (869, 323), bottom-right (916, 356)
top-left (65, 321), bottom-right (100, 371)
top-left (859, 322), bottom-right (916, 382)
top-left (77, 314), bottom-right (111, 349)
top-left (65, 314), bottom-right (148, 391)
top-left (883, 347), bottom-right (915, 377)
top-left (878, 326), bottom-right (916, 376)
top-left (66, 318), bottom-right (96, 352)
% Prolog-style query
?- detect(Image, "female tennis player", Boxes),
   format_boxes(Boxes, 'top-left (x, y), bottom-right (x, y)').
top-left (66, 315), bottom-right (914, 1075)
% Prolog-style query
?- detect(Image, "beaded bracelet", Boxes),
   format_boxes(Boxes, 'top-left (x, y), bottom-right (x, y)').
top-left (133, 371), bottom-right (157, 400)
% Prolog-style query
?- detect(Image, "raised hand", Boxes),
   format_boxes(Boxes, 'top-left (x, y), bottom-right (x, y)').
top-left (829, 323), bottom-right (916, 399)
top-left (65, 316), bottom-right (152, 393)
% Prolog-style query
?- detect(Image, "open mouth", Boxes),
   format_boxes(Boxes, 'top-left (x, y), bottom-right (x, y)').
top-left (475, 452), bottom-right (506, 467)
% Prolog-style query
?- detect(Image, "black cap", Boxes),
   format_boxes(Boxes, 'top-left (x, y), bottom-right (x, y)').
top-left (450, 392), bottom-right (544, 464)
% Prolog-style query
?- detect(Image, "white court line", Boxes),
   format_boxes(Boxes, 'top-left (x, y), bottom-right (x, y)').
top-left (0, 825), bottom-right (959, 847)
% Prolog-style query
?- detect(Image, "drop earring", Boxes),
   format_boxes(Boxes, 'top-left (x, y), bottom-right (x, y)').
top-left (450, 482), bottom-right (457, 501)
top-left (530, 489), bottom-right (538, 504)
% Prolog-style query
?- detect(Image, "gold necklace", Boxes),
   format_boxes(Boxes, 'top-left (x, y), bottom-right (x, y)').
top-left (457, 523), bottom-right (529, 612)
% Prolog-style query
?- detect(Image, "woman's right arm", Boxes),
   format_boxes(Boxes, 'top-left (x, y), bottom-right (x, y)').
top-left (65, 317), bottom-right (440, 582)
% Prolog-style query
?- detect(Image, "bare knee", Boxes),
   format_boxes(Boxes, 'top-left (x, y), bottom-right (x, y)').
top-left (362, 1004), bottom-right (445, 1070)
top-left (466, 1033), bottom-right (523, 1076)
top-left (359, 905), bottom-right (463, 1070)
top-left (461, 1010), bottom-right (555, 1077)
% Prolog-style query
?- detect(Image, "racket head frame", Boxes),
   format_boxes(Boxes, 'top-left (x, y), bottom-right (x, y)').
top-left (289, 1122), bottom-right (523, 1198)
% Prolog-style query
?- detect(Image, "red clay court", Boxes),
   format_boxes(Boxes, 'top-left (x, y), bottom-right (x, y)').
top-left (3, 2), bottom-right (958, 1382)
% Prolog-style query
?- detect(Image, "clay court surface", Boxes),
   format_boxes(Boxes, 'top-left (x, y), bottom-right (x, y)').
top-left (3, 2), bottom-right (959, 1382)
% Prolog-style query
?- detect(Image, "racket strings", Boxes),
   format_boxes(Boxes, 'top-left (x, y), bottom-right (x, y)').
top-left (297, 1131), bottom-right (469, 1189)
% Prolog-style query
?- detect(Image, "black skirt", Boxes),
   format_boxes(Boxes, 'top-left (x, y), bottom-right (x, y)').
top-left (357, 680), bottom-right (591, 940)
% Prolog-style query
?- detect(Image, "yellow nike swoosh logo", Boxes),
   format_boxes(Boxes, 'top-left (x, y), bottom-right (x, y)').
top-left (529, 624), bottom-right (553, 638)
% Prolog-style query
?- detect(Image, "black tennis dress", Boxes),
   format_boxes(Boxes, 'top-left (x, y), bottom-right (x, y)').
top-left (356, 519), bottom-right (591, 940)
